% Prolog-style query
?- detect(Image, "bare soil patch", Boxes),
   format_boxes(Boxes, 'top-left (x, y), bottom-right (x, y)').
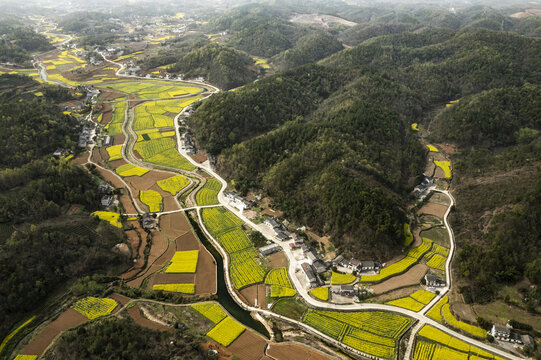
top-left (160, 212), bottom-right (191, 238)
top-left (127, 231), bottom-right (170, 287)
top-left (191, 153), bottom-right (208, 163)
top-left (428, 193), bottom-right (450, 206)
top-left (267, 251), bottom-right (287, 268)
top-left (418, 202), bottom-right (447, 219)
top-left (150, 273), bottom-right (195, 287)
top-left (267, 343), bottom-right (332, 360)
top-left (20, 309), bottom-right (87, 356)
top-left (176, 231), bottom-right (200, 251)
top-left (239, 284), bottom-right (267, 308)
top-left (434, 167), bottom-right (446, 178)
top-left (73, 152), bottom-right (89, 165)
top-left (369, 286), bottom-right (419, 302)
top-left (369, 264), bottom-right (428, 295)
top-left (228, 330), bottom-right (269, 360)
top-left (119, 194), bottom-right (137, 214)
top-left (195, 244), bottom-right (217, 295)
top-left (113, 134), bottom-right (125, 145)
top-left (127, 306), bottom-right (171, 331)
top-left (94, 166), bottom-right (125, 189)
top-left (261, 208), bottom-right (283, 217)
top-left (108, 158), bottom-right (127, 169)
top-left (109, 293), bottom-right (131, 306)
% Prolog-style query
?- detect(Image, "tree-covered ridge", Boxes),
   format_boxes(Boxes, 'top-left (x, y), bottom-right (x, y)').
top-left (189, 64), bottom-right (349, 154)
top-left (272, 30), bottom-right (343, 71)
top-left (44, 317), bottom-right (204, 360)
top-left (0, 75), bottom-right (79, 168)
top-left (0, 216), bottom-right (127, 339)
top-left (168, 43), bottom-right (257, 90)
top-left (0, 24), bottom-right (53, 64)
top-left (432, 84), bottom-right (541, 148)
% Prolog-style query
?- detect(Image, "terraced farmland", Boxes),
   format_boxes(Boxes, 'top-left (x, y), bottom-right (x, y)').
top-left (165, 250), bottom-right (199, 273)
top-left (105, 81), bottom-right (202, 99)
top-left (157, 174), bottom-right (190, 195)
top-left (362, 238), bottom-right (432, 283)
top-left (415, 325), bottom-right (500, 360)
top-left (153, 284), bottom-right (195, 293)
top-left (91, 211), bottom-right (122, 228)
top-left (206, 317), bottom-right (245, 346)
top-left (105, 98), bottom-right (127, 136)
top-left (115, 164), bottom-right (149, 177)
top-left (201, 207), bottom-right (266, 289)
top-left (441, 303), bottom-right (487, 338)
top-left (196, 179), bottom-right (221, 206)
top-left (192, 302), bottom-right (227, 324)
top-left (385, 290), bottom-right (435, 312)
top-left (302, 310), bottom-right (412, 359)
top-left (265, 268), bottom-right (296, 298)
top-left (71, 297), bottom-right (117, 320)
top-left (139, 190), bottom-right (163, 212)
top-left (331, 271), bottom-right (356, 285)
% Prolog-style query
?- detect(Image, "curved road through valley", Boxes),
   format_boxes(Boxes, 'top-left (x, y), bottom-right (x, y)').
top-left (38, 39), bottom-right (520, 360)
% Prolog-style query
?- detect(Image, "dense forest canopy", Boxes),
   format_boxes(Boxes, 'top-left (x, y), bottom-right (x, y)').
top-left (190, 24), bottom-right (540, 261)
top-left (0, 24), bottom-right (53, 64)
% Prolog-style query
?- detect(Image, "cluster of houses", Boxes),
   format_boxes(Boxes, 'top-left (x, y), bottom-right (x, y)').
top-left (181, 129), bottom-right (196, 155)
top-left (265, 217), bottom-right (292, 241)
top-left (77, 85), bottom-right (99, 105)
top-left (142, 213), bottom-right (156, 229)
top-left (98, 181), bottom-right (114, 207)
top-left (412, 174), bottom-right (435, 200)
top-left (224, 190), bottom-right (254, 212)
top-left (332, 255), bottom-right (382, 274)
top-left (78, 121), bottom-right (96, 148)
top-left (491, 325), bottom-right (534, 347)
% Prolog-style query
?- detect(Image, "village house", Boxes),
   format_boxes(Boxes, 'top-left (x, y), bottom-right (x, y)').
top-left (101, 195), bottom-right (114, 207)
top-left (425, 274), bottom-right (446, 287)
top-left (301, 263), bottom-right (320, 288)
top-left (259, 243), bottom-right (281, 257)
top-left (491, 325), bottom-right (524, 344)
top-left (142, 213), bottom-right (156, 229)
top-left (103, 135), bottom-right (114, 147)
top-left (359, 261), bottom-right (381, 272)
top-left (98, 181), bottom-right (112, 193)
top-left (331, 285), bottom-right (358, 297)
top-left (265, 216), bottom-right (291, 240)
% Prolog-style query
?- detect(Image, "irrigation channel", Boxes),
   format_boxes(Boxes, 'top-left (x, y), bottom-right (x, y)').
top-left (186, 212), bottom-right (270, 338)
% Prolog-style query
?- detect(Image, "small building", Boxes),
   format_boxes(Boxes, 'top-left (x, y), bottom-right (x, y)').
top-left (312, 260), bottom-right (328, 273)
top-left (360, 261), bottom-right (381, 272)
top-left (98, 181), bottom-right (112, 193)
top-left (491, 325), bottom-right (524, 344)
top-left (103, 135), bottom-right (113, 147)
top-left (101, 195), bottom-right (114, 207)
top-left (142, 213), bottom-right (156, 229)
top-left (264, 217), bottom-right (281, 229)
top-left (332, 255), bottom-right (344, 267)
top-left (425, 274), bottom-right (445, 287)
top-left (348, 258), bottom-right (361, 270)
top-left (301, 263), bottom-right (320, 288)
top-left (53, 148), bottom-right (66, 157)
top-left (259, 243), bottom-right (281, 257)
top-left (339, 285), bottom-right (357, 297)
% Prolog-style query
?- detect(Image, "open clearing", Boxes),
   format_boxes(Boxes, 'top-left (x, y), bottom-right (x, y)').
top-left (267, 343), bottom-right (332, 360)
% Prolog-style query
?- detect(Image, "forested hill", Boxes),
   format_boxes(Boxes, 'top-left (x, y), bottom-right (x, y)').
top-left (0, 75), bottom-right (128, 341)
top-left (0, 23), bottom-right (53, 64)
top-left (167, 43), bottom-right (258, 90)
top-left (189, 27), bottom-right (540, 260)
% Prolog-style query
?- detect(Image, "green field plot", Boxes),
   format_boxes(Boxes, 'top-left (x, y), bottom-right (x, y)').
top-left (426, 296), bottom-right (448, 323)
top-left (115, 164), bottom-right (149, 177)
top-left (302, 310), bottom-right (412, 359)
top-left (157, 175), bottom-right (190, 195)
top-left (140, 190), bottom-right (163, 212)
top-left (265, 268), bottom-right (296, 298)
top-left (165, 250), bottom-right (199, 273)
top-left (362, 237), bottom-right (433, 283)
top-left (134, 137), bottom-right (195, 171)
top-left (331, 271), bottom-right (356, 285)
top-left (441, 303), bottom-right (487, 338)
top-left (310, 287), bottom-right (329, 301)
top-left (416, 325), bottom-right (500, 360)
top-left (404, 223), bottom-right (413, 246)
top-left (106, 144), bottom-right (123, 160)
top-left (206, 317), bottom-right (245, 346)
top-left (105, 81), bottom-right (202, 100)
top-left (201, 207), bottom-right (266, 289)
top-left (105, 98), bottom-right (127, 135)
top-left (152, 284), bottom-right (194, 293)
top-left (421, 227), bottom-right (450, 245)
top-left (192, 302), bottom-right (227, 324)
top-left (196, 178), bottom-right (222, 206)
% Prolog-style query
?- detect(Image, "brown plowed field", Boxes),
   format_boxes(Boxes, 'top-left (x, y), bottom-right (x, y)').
top-left (119, 194), bottom-right (137, 214)
top-left (127, 306), bottom-right (171, 331)
top-left (160, 212), bottom-right (191, 238)
top-left (268, 252), bottom-right (287, 268)
top-left (127, 231), bottom-right (170, 288)
top-left (20, 309), bottom-right (87, 356)
top-left (194, 244), bottom-right (217, 295)
top-left (109, 293), bottom-right (131, 306)
top-left (73, 152), bottom-right (89, 165)
top-left (176, 231), bottom-right (199, 250)
top-left (94, 166), bottom-right (125, 189)
top-left (109, 158), bottom-right (128, 169)
top-left (240, 284), bottom-right (267, 308)
top-left (228, 331), bottom-right (270, 360)
top-left (113, 134), bottom-right (125, 145)
top-left (369, 264), bottom-right (428, 295)
top-left (266, 343), bottom-right (332, 360)
top-left (418, 202), bottom-right (447, 219)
